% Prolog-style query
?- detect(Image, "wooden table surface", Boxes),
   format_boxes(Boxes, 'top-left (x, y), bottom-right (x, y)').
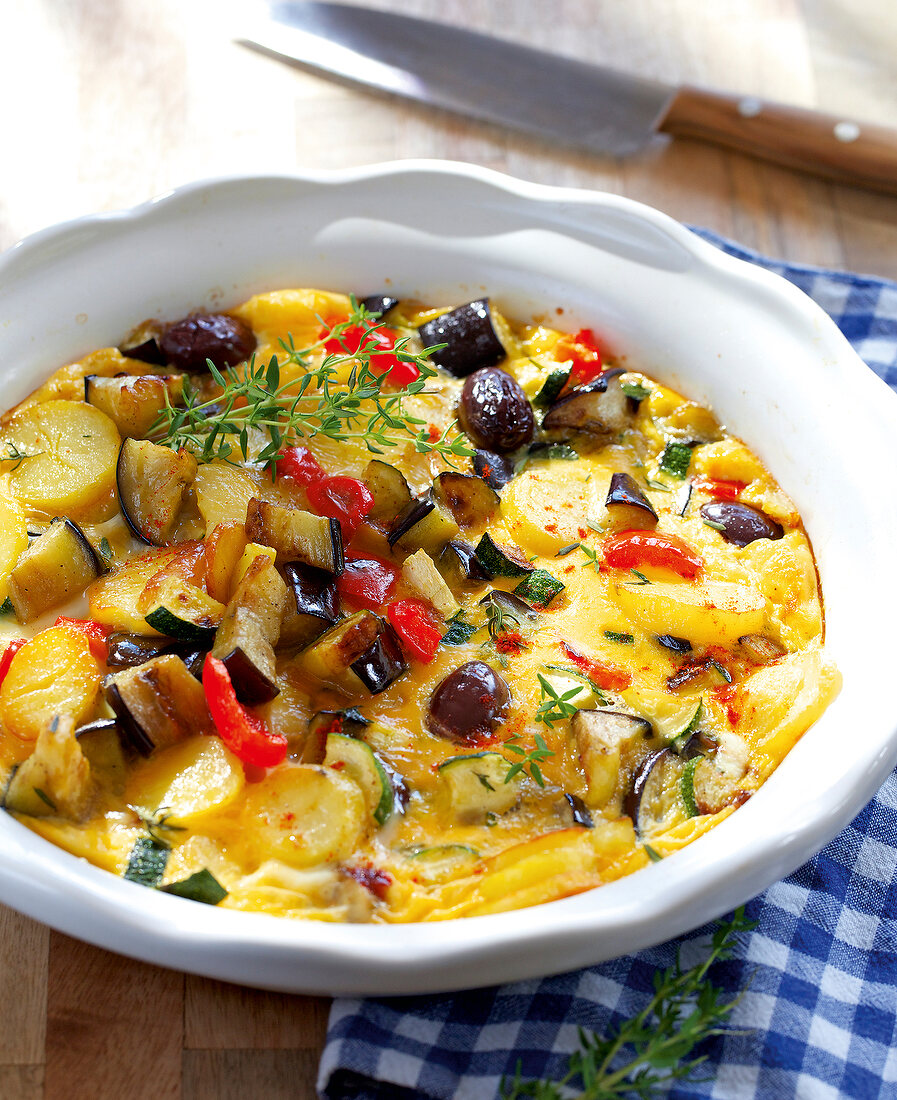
top-left (1, 2), bottom-right (895, 1097)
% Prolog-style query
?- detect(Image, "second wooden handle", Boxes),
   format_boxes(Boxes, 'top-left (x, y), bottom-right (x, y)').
top-left (657, 85), bottom-right (897, 196)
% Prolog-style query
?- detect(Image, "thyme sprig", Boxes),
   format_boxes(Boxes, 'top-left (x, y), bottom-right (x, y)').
top-left (503, 732), bottom-right (554, 787)
top-left (156, 303), bottom-right (472, 469)
top-left (502, 907), bottom-right (755, 1099)
top-left (534, 673), bottom-right (582, 729)
top-left (2, 443), bottom-right (43, 469)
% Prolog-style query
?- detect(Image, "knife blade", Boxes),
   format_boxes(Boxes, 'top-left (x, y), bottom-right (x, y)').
top-left (239, 1), bottom-right (897, 196)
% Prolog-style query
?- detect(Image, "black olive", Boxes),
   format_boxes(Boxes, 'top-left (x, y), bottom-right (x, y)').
top-left (426, 660), bottom-right (510, 745)
top-left (458, 368), bottom-right (535, 453)
top-left (473, 449), bottom-right (516, 489)
top-left (701, 501), bottom-right (784, 547)
top-left (159, 313), bottom-right (256, 373)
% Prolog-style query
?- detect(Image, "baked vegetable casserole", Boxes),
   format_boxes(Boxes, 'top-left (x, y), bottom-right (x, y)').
top-left (0, 289), bottom-right (840, 921)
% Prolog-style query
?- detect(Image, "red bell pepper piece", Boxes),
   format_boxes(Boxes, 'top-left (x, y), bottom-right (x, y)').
top-left (306, 476), bottom-right (375, 540)
top-left (387, 599), bottom-right (442, 663)
top-left (278, 445), bottom-right (327, 487)
top-left (325, 323), bottom-right (420, 386)
top-left (602, 530), bottom-right (704, 579)
top-left (559, 641), bottom-right (632, 692)
top-left (202, 656), bottom-right (287, 768)
top-left (54, 617), bottom-right (110, 661)
top-left (337, 555), bottom-right (400, 611)
top-left (557, 328), bottom-right (604, 386)
top-left (0, 638), bottom-right (26, 687)
top-left (690, 476), bottom-right (747, 501)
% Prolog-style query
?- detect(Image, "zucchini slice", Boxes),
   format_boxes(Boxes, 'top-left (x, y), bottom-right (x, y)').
top-left (245, 498), bottom-right (344, 574)
top-left (363, 459), bottom-right (412, 531)
top-left (8, 517), bottom-right (102, 623)
top-left (105, 653), bottom-right (213, 756)
top-left (437, 751), bottom-right (521, 823)
top-left (85, 373), bottom-right (185, 440)
top-left (117, 438), bottom-right (197, 546)
top-left (542, 370), bottom-right (631, 439)
top-left (401, 549), bottom-right (459, 618)
top-left (143, 579), bottom-right (224, 643)
top-left (211, 554), bottom-right (289, 704)
top-left (431, 472), bottom-right (500, 528)
top-left (324, 732), bottom-right (393, 825)
top-left (279, 561), bottom-right (340, 649)
top-left (387, 497), bottom-right (459, 556)
top-left (474, 532), bottom-right (534, 579)
top-left (405, 844), bottom-right (480, 885)
top-left (512, 569), bottom-right (565, 609)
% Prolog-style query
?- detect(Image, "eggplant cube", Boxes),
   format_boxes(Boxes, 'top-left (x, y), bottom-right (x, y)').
top-left (8, 518), bottom-right (101, 623)
top-left (418, 299), bottom-right (505, 378)
top-left (542, 370), bottom-right (631, 440)
top-left (105, 654), bottom-right (213, 756)
top-left (572, 708), bottom-right (653, 811)
top-left (604, 472), bottom-right (658, 531)
top-left (280, 560), bottom-right (340, 648)
top-left (246, 498), bottom-right (344, 574)
top-left (117, 437), bottom-right (197, 546)
top-left (211, 554), bottom-right (289, 704)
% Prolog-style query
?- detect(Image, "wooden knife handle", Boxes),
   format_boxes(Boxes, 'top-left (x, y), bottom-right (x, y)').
top-left (657, 85), bottom-right (897, 195)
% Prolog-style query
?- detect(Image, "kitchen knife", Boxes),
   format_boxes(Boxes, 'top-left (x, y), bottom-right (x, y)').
top-left (239, 1), bottom-right (897, 196)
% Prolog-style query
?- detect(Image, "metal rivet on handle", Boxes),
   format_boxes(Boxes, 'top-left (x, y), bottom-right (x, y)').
top-left (738, 97), bottom-right (762, 118)
top-left (834, 121), bottom-right (861, 143)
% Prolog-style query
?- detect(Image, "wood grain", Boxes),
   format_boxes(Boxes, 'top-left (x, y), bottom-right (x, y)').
top-left (0, 1), bottom-right (895, 1097)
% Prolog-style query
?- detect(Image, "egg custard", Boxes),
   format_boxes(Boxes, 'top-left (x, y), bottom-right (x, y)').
top-left (0, 290), bottom-right (840, 922)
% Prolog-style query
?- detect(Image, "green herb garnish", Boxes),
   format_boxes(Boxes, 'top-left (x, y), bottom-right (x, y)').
top-left (534, 673), bottom-right (582, 729)
top-left (580, 545), bottom-right (602, 574)
top-left (504, 732), bottom-right (554, 787)
top-left (658, 441), bottom-right (693, 479)
top-left (0, 596), bottom-right (14, 616)
top-left (555, 542), bottom-right (581, 557)
top-left (162, 868), bottom-right (228, 906)
top-left (502, 907), bottom-right (755, 1099)
top-left (1, 443), bottom-right (43, 470)
top-left (644, 843), bottom-right (663, 863)
top-left (629, 569), bottom-right (651, 585)
top-left (604, 630), bottom-right (634, 644)
top-left (157, 301), bottom-right (470, 470)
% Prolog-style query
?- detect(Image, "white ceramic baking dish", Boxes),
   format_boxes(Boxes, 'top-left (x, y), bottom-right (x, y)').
top-left (0, 162), bottom-right (895, 995)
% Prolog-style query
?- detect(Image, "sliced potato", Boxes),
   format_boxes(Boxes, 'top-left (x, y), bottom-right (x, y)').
top-left (612, 579), bottom-right (768, 647)
top-left (0, 625), bottom-right (102, 744)
top-left (125, 735), bottom-right (245, 825)
top-left (240, 764), bottom-right (367, 869)
top-left (1, 400), bottom-right (120, 515)
top-left (0, 492), bottom-right (29, 601)
top-left (502, 459), bottom-right (592, 556)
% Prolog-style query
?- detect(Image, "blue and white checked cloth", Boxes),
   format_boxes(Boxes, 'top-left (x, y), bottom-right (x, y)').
top-left (318, 233), bottom-right (897, 1100)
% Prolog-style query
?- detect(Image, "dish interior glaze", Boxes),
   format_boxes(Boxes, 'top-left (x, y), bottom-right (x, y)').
top-left (0, 286), bottom-right (840, 923)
